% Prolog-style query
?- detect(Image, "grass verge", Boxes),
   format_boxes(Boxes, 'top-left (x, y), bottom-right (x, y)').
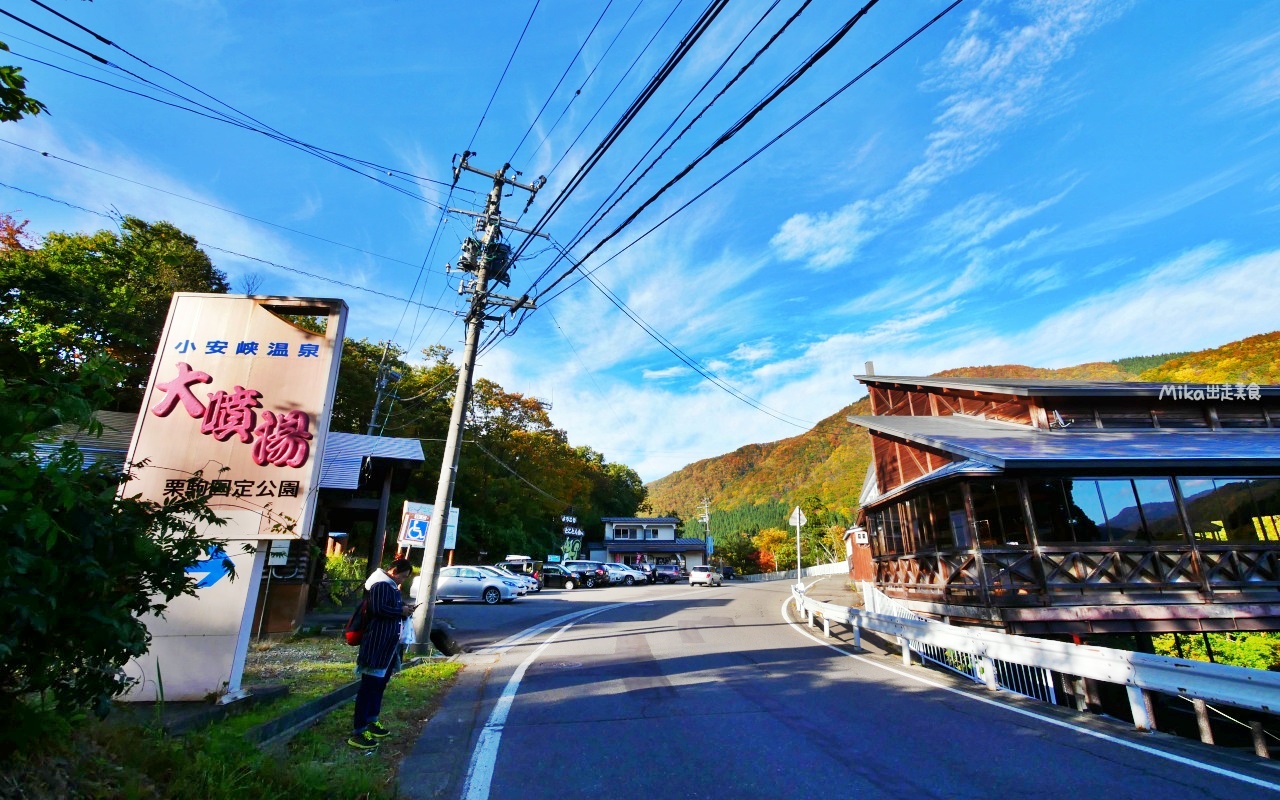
top-left (2, 635), bottom-right (461, 800)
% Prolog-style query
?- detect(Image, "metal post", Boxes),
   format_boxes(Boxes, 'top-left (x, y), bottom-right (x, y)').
top-left (978, 656), bottom-right (998, 690)
top-left (1252, 721), bottom-right (1271, 759)
top-left (1126, 686), bottom-right (1153, 732)
top-left (1193, 698), bottom-right (1215, 745)
top-left (823, 616), bottom-right (830, 638)
top-left (900, 637), bottom-right (912, 666)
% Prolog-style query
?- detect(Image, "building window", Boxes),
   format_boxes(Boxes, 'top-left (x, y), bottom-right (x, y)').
top-left (884, 505), bottom-right (903, 556)
top-left (1057, 478), bottom-right (1181, 544)
top-left (1027, 479), bottom-right (1073, 544)
top-left (908, 496), bottom-right (935, 553)
top-left (1132, 479), bottom-right (1183, 542)
top-left (614, 528), bottom-right (631, 540)
top-left (968, 480), bottom-right (1027, 548)
top-left (925, 486), bottom-right (968, 549)
top-left (1096, 479), bottom-right (1145, 543)
top-left (1251, 479), bottom-right (1280, 542)
top-left (1179, 477), bottom-right (1280, 543)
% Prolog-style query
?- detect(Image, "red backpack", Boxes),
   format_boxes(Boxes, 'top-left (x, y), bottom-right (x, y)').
top-left (343, 593), bottom-right (371, 646)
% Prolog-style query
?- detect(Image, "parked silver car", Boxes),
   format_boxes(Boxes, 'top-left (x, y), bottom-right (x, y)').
top-left (412, 566), bottom-right (519, 604)
top-left (604, 563), bottom-right (648, 586)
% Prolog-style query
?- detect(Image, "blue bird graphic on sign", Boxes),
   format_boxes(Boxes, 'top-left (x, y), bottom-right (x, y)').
top-left (185, 545), bottom-right (233, 589)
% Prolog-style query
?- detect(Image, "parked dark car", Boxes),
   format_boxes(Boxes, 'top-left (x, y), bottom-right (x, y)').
top-left (652, 564), bottom-right (684, 584)
top-left (540, 564), bottom-right (581, 590)
top-left (720, 566), bottom-right (736, 581)
top-left (562, 560), bottom-right (609, 588)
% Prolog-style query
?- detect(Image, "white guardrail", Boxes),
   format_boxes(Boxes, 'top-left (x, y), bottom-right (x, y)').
top-left (743, 561), bottom-right (850, 582)
top-left (790, 586), bottom-right (1280, 733)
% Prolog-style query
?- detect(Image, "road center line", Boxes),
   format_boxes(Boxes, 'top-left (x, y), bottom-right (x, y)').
top-left (779, 596), bottom-right (1280, 794)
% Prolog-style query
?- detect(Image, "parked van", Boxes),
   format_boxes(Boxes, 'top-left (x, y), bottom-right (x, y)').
top-left (496, 555), bottom-right (543, 585)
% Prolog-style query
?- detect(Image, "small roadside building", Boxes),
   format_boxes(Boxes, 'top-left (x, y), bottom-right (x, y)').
top-left (847, 375), bottom-right (1280, 635)
top-left (598, 516), bottom-right (709, 569)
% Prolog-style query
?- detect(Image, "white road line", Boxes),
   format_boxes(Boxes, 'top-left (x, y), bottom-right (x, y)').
top-left (462, 590), bottom-right (686, 800)
top-left (779, 597), bottom-right (1280, 794)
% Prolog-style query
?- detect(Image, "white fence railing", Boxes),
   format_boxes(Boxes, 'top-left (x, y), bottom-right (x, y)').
top-left (861, 583), bottom-right (1055, 703)
top-left (743, 560), bottom-right (849, 582)
top-left (791, 586), bottom-right (1280, 733)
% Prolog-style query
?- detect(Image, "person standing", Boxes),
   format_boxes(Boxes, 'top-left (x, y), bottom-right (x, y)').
top-left (348, 558), bottom-right (416, 750)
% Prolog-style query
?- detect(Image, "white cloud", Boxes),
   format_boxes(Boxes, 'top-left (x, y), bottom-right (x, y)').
top-left (643, 365), bottom-right (689, 380)
top-left (770, 0), bottom-right (1119, 271)
top-left (728, 339), bottom-right (776, 364)
top-left (768, 200), bottom-right (876, 271)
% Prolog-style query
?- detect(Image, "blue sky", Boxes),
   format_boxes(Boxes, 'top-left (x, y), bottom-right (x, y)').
top-left (3, 0), bottom-right (1280, 482)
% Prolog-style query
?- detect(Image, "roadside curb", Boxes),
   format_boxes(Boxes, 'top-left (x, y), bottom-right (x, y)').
top-left (398, 652), bottom-right (500, 800)
top-left (245, 655), bottom-right (435, 749)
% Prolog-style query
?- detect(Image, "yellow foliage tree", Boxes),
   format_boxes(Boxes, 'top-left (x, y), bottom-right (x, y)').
top-left (753, 527), bottom-right (793, 572)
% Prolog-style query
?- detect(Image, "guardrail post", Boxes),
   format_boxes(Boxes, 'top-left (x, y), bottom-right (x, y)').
top-left (823, 615), bottom-right (830, 638)
top-left (1126, 686), bottom-right (1153, 732)
top-left (1252, 721), bottom-right (1271, 759)
top-left (852, 618), bottom-right (862, 651)
top-left (1193, 699), bottom-right (1215, 745)
top-left (978, 656), bottom-right (998, 691)
top-left (900, 637), bottom-right (912, 666)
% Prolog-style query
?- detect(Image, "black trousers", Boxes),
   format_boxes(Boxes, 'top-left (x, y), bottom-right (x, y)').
top-left (353, 669), bottom-right (393, 733)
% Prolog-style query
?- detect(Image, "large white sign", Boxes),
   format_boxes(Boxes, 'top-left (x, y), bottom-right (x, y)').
top-left (123, 294), bottom-right (346, 702)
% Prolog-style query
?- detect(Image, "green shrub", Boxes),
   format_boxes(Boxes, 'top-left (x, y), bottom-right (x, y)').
top-left (0, 361), bottom-right (229, 750)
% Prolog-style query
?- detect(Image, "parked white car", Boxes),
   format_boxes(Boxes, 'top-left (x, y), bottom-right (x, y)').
top-left (412, 566), bottom-right (519, 604)
top-left (604, 563), bottom-right (648, 586)
top-left (689, 565), bottom-right (722, 587)
top-left (488, 564), bottom-right (540, 593)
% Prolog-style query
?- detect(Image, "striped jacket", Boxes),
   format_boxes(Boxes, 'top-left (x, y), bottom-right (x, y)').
top-left (357, 571), bottom-right (404, 672)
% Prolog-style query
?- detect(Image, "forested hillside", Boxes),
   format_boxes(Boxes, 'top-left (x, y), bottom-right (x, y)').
top-left (1138, 331), bottom-right (1280, 384)
top-left (648, 332), bottom-right (1278, 548)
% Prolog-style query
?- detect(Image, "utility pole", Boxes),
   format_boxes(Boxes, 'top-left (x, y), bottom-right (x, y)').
top-left (698, 496), bottom-right (711, 566)
top-left (411, 152), bottom-right (545, 647)
top-left (365, 345), bottom-right (401, 436)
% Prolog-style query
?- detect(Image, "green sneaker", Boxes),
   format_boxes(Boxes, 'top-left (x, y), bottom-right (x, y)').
top-left (367, 721), bottom-right (390, 738)
top-left (347, 730), bottom-right (379, 750)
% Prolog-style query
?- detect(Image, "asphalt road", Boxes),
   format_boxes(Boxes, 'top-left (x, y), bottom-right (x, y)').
top-left (401, 578), bottom-right (1280, 800)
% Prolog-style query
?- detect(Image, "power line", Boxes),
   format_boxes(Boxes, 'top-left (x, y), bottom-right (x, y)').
top-left (486, 1), bottom-right (967, 431)
top-left (507, 0), bottom-right (617, 164)
top-left (537, 0), bottom-right (965, 309)
top-left (524, 0), bottom-right (648, 168)
top-left (467, 0), bottom-right (542, 151)
top-left (507, 0), bottom-right (727, 273)
top-left (526, 0), bottom-right (800, 301)
top-left (0, 177), bottom-right (466, 314)
top-left (469, 439), bottom-right (570, 506)
top-left (0, 179), bottom-right (111, 218)
top-left (193, 244), bottom-right (460, 313)
top-left (5, 6), bottom-right (466, 204)
top-left (570, 0), bottom-right (805, 255)
top-left (0, 137), bottom-right (446, 274)
top-left (560, 0), bottom-right (883, 290)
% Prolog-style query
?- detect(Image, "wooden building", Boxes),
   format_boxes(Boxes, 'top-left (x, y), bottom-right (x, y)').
top-left (848, 375), bottom-right (1280, 635)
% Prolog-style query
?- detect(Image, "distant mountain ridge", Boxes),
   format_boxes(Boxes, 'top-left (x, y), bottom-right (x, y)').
top-left (645, 331), bottom-right (1279, 532)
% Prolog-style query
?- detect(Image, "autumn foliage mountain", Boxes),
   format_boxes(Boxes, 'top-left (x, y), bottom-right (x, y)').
top-left (646, 331), bottom-right (1279, 544)
top-left (1137, 330), bottom-right (1280, 384)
